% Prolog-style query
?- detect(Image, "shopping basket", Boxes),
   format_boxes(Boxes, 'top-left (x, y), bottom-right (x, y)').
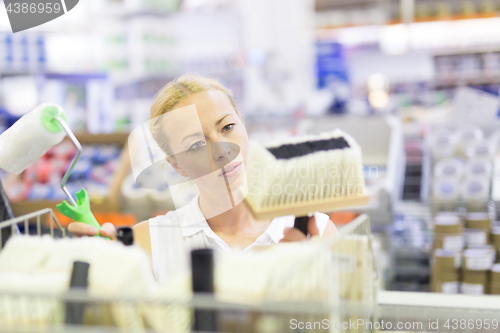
top-left (0, 210), bottom-right (378, 333)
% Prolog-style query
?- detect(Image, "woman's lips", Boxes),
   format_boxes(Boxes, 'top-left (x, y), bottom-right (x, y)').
top-left (219, 162), bottom-right (242, 177)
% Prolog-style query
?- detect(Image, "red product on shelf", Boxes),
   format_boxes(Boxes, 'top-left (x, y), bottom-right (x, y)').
top-left (36, 158), bottom-right (52, 184)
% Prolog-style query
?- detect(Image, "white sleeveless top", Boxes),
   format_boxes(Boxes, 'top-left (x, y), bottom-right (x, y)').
top-left (148, 194), bottom-right (331, 283)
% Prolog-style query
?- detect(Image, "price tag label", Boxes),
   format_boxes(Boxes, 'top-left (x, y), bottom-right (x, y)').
top-left (461, 282), bottom-right (484, 295)
top-left (452, 87), bottom-right (500, 125)
top-left (443, 235), bottom-right (464, 251)
top-left (441, 281), bottom-right (459, 294)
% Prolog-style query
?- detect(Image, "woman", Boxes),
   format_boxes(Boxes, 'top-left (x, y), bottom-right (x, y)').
top-left (69, 75), bottom-right (338, 282)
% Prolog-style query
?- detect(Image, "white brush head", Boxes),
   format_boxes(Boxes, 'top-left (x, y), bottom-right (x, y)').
top-left (245, 130), bottom-right (366, 217)
top-left (0, 103), bottom-right (67, 174)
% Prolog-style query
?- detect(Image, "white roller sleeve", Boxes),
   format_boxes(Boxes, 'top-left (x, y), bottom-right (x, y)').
top-left (0, 103), bottom-right (66, 174)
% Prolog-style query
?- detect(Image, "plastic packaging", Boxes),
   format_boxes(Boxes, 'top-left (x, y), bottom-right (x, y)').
top-left (429, 129), bottom-right (457, 160)
top-left (465, 159), bottom-right (492, 179)
top-left (433, 178), bottom-right (460, 201)
top-left (455, 124), bottom-right (483, 157)
top-left (0, 103), bottom-right (67, 174)
top-left (434, 158), bottom-right (464, 180)
top-left (466, 139), bottom-right (495, 160)
top-left (461, 177), bottom-right (490, 202)
top-left (432, 178), bottom-right (461, 212)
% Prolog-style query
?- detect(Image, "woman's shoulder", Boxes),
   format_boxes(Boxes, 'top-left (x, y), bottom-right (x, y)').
top-left (132, 220), bottom-right (152, 258)
top-left (149, 195), bottom-right (200, 227)
top-left (147, 210), bottom-right (182, 226)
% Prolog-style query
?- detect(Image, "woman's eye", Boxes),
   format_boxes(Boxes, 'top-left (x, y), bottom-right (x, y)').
top-left (222, 124), bottom-right (235, 132)
top-left (189, 141), bottom-right (206, 150)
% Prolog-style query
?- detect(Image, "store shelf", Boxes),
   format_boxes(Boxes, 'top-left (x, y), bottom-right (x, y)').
top-left (434, 77), bottom-right (500, 88)
top-left (379, 290), bottom-right (500, 311)
top-left (316, 0), bottom-right (388, 11)
top-left (9, 133), bottom-right (131, 217)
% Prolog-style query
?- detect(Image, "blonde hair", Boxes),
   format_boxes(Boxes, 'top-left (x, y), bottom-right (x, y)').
top-left (150, 74), bottom-right (240, 156)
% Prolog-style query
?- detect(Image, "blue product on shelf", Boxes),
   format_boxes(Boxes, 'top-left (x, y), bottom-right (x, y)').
top-left (4, 35), bottom-right (13, 70)
top-left (90, 166), bottom-right (110, 185)
top-left (28, 183), bottom-right (55, 201)
top-left (68, 158), bottom-right (93, 181)
top-left (316, 42), bottom-right (349, 89)
top-left (36, 35), bottom-right (46, 70)
top-left (92, 145), bottom-right (119, 165)
top-left (20, 36), bottom-right (29, 69)
top-left (79, 145), bottom-right (95, 161)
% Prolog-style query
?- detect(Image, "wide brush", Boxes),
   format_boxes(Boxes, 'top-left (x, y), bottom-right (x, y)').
top-left (244, 129), bottom-right (369, 235)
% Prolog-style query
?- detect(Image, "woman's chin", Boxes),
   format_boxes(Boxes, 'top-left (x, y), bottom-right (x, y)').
top-left (197, 170), bottom-right (247, 199)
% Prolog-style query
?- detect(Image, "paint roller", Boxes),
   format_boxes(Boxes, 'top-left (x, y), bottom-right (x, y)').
top-left (0, 103), bottom-right (103, 236)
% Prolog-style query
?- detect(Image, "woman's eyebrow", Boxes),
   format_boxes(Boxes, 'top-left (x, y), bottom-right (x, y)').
top-left (215, 114), bottom-right (232, 126)
top-left (180, 114), bottom-right (232, 142)
top-left (182, 132), bottom-right (204, 143)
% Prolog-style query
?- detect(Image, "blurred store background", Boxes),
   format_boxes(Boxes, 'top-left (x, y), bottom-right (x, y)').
top-left (1, 0), bottom-right (500, 295)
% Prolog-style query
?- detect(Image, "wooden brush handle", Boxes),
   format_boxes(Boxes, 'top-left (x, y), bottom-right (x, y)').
top-left (294, 216), bottom-right (309, 236)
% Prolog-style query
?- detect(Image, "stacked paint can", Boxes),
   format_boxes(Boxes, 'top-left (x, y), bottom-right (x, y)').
top-left (464, 212), bottom-right (491, 248)
top-left (431, 213), bottom-right (463, 293)
top-left (433, 213), bottom-right (464, 252)
top-left (431, 211), bottom-right (500, 295)
top-left (493, 226), bottom-right (500, 262)
top-left (461, 247), bottom-right (495, 294)
top-left (491, 264), bottom-right (500, 295)
top-left (431, 249), bottom-right (461, 293)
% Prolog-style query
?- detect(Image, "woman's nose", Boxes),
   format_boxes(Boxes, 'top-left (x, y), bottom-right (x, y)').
top-left (210, 141), bottom-right (239, 162)
top-left (211, 141), bottom-right (231, 160)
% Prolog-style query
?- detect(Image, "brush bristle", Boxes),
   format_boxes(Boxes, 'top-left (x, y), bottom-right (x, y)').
top-left (246, 130), bottom-right (365, 211)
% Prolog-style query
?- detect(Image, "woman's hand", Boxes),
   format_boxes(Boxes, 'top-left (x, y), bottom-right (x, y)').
top-left (279, 216), bottom-right (320, 243)
top-left (67, 222), bottom-right (117, 240)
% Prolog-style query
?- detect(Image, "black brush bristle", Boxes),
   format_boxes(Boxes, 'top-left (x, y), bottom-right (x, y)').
top-left (267, 137), bottom-right (350, 160)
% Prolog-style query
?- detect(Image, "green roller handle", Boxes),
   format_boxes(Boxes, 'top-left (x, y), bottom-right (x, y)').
top-left (56, 188), bottom-right (105, 238)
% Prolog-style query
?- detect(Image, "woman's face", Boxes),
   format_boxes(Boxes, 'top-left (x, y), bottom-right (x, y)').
top-left (161, 90), bottom-right (248, 195)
